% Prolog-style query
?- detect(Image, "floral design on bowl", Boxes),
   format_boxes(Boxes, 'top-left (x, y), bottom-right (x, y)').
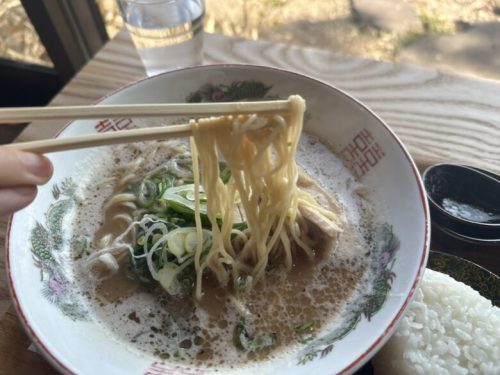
top-left (186, 81), bottom-right (273, 103)
top-left (30, 177), bottom-right (87, 321)
top-left (298, 224), bottom-right (399, 364)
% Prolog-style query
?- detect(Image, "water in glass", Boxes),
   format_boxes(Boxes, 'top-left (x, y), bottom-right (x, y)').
top-left (118, 0), bottom-right (204, 76)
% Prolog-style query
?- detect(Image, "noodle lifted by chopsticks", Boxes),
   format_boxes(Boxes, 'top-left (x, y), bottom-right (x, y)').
top-left (190, 95), bottom-right (343, 299)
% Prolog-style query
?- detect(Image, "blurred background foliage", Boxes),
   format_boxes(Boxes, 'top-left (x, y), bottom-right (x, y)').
top-left (0, 0), bottom-right (499, 75)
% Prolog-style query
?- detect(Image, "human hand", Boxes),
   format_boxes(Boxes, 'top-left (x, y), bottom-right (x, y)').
top-left (0, 148), bottom-right (53, 217)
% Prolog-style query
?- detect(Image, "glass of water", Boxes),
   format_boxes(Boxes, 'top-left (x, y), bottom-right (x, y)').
top-left (117, 0), bottom-right (205, 76)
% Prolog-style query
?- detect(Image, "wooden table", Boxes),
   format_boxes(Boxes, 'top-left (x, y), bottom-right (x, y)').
top-left (1, 30), bottom-right (499, 374)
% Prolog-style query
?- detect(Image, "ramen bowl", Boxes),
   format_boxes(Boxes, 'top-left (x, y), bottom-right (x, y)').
top-left (7, 65), bottom-right (429, 374)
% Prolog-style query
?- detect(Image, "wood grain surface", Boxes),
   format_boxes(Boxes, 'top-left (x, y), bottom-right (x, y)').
top-left (17, 31), bottom-right (500, 173)
top-left (203, 34), bottom-right (500, 174)
top-left (1, 29), bottom-right (499, 374)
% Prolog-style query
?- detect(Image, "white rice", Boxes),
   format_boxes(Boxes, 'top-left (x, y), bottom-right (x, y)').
top-left (373, 269), bottom-right (500, 375)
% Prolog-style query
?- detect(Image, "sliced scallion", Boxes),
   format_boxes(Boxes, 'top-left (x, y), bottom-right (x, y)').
top-left (136, 179), bottom-right (158, 208)
top-left (295, 319), bottom-right (315, 334)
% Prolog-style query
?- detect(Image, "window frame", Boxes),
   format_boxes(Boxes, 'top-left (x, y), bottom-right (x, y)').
top-left (21, 0), bottom-right (109, 83)
top-left (0, 1), bottom-right (109, 141)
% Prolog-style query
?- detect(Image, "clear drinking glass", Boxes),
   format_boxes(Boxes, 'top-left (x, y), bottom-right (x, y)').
top-left (117, 0), bottom-right (205, 76)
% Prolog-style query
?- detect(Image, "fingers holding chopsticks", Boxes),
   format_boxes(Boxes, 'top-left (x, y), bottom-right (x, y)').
top-left (0, 147), bottom-right (53, 217)
top-left (0, 186), bottom-right (37, 217)
top-left (0, 148), bottom-right (52, 186)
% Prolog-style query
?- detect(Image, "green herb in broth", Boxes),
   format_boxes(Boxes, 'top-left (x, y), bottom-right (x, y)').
top-left (126, 156), bottom-right (236, 294)
top-left (295, 319), bottom-right (315, 334)
top-left (295, 318), bottom-right (316, 344)
top-left (233, 317), bottom-right (278, 353)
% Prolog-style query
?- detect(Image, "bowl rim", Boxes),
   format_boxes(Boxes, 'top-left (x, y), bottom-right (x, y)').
top-left (432, 220), bottom-right (500, 245)
top-left (6, 63), bottom-right (430, 375)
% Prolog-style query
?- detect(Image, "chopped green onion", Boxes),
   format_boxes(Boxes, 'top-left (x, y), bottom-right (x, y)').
top-left (159, 352), bottom-right (170, 360)
top-left (167, 155), bottom-right (193, 180)
top-left (232, 317), bottom-right (277, 352)
top-left (217, 161), bottom-right (231, 183)
top-left (152, 233), bottom-right (163, 244)
top-left (184, 231), bottom-right (198, 254)
top-left (137, 235), bottom-right (145, 246)
top-left (137, 179), bottom-right (157, 208)
top-left (167, 231), bottom-right (185, 258)
top-left (249, 333), bottom-right (277, 352)
top-left (151, 198), bottom-right (168, 214)
top-left (165, 228), bottom-right (211, 261)
top-left (232, 222), bottom-right (248, 231)
top-left (163, 184), bottom-right (208, 216)
top-left (295, 319), bottom-right (315, 334)
top-left (157, 263), bottom-right (178, 290)
top-left (233, 318), bottom-right (247, 351)
top-left (157, 174), bottom-right (176, 195)
top-left (236, 275), bottom-right (252, 290)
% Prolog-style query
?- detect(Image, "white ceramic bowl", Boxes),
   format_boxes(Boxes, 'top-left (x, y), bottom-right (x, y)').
top-left (7, 65), bottom-right (430, 374)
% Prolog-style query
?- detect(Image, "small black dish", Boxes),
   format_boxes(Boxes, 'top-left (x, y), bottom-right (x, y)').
top-left (423, 164), bottom-right (500, 240)
top-left (427, 250), bottom-right (500, 307)
top-left (432, 221), bottom-right (500, 248)
top-left (467, 165), bottom-right (500, 183)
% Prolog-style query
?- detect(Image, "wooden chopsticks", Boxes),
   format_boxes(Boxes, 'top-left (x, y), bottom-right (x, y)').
top-left (0, 100), bottom-right (290, 124)
top-left (0, 99), bottom-right (291, 154)
top-left (3, 123), bottom-right (192, 153)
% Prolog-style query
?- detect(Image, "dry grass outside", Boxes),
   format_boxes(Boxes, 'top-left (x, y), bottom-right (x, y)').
top-left (413, 0), bottom-right (500, 33)
top-left (203, 0), bottom-right (402, 61)
top-left (96, 0), bottom-right (124, 38)
top-left (204, 0), bottom-right (351, 40)
top-left (0, 0), bottom-right (51, 66)
top-left (0, 0), bottom-right (499, 69)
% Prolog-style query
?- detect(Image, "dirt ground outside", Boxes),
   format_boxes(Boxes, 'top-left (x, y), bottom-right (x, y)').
top-left (0, 0), bottom-right (499, 79)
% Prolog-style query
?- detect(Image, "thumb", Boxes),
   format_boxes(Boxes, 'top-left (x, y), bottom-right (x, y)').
top-left (0, 147), bottom-right (53, 187)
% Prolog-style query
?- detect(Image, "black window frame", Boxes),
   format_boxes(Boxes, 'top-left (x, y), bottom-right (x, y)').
top-left (0, 1), bottom-right (109, 142)
top-left (21, 0), bottom-right (109, 83)
top-left (1, 0), bottom-right (109, 107)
